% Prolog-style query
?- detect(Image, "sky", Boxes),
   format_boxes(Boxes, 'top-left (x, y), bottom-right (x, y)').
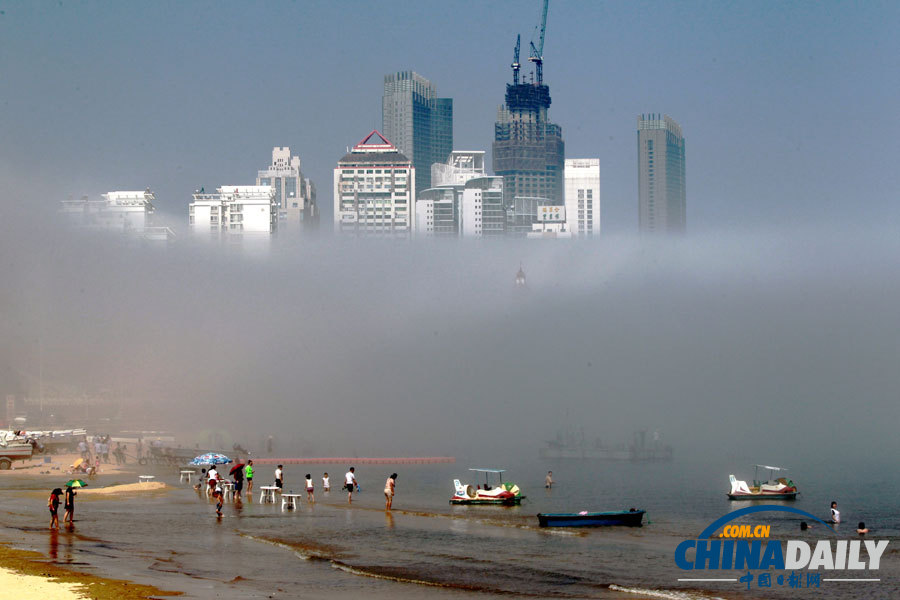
top-left (1, 2), bottom-right (899, 464)
top-left (2, 0), bottom-right (899, 232)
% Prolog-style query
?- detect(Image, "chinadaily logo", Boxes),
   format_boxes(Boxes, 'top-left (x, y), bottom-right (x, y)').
top-left (674, 506), bottom-right (888, 590)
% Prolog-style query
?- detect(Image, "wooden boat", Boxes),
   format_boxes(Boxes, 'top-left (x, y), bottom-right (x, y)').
top-left (537, 509), bottom-right (645, 527)
top-left (728, 465), bottom-right (798, 500)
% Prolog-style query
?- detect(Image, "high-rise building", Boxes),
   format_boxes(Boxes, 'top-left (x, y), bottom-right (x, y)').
top-left (461, 176), bottom-right (505, 238)
top-left (333, 130), bottom-right (415, 237)
top-left (61, 189), bottom-right (175, 242)
top-left (189, 186), bottom-right (276, 236)
top-left (493, 81), bottom-right (565, 210)
top-left (564, 159), bottom-right (601, 236)
top-left (415, 151), bottom-right (487, 237)
top-left (637, 114), bottom-right (686, 233)
top-left (256, 147), bottom-right (318, 230)
top-left (382, 71), bottom-right (452, 194)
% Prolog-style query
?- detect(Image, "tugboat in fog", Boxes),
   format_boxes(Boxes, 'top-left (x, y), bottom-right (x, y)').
top-left (515, 264), bottom-right (526, 287)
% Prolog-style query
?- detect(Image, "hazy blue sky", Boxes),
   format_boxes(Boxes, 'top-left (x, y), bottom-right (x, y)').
top-left (2, 0), bottom-right (898, 232)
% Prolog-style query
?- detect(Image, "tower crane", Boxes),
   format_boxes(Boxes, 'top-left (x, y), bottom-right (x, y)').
top-left (511, 34), bottom-right (521, 85)
top-left (528, 0), bottom-right (549, 85)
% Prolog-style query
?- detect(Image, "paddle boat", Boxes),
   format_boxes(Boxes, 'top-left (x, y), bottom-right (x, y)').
top-left (450, 469), bottom-right (525, 505)
top-left (728, 465), bottom-right (798, 500)
top-left (537, 509), bottom-right (645, 527)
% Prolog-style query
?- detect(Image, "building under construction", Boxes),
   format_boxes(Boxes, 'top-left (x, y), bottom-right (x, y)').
top-left (493, 0), bottom-right (565, 231)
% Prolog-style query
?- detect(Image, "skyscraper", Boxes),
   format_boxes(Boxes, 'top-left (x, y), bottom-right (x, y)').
top-left (637, 114), bottom-right (686, 233)
top-left (382, 71), bottom-right (453, 194)
top-left (333, 130), bottom-right (415, 237)
top-left (564, 159), bottom-right (601, 236)
top-left (256, 147), bottom-right (318, 231)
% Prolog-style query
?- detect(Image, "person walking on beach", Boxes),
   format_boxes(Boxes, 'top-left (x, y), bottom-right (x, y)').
top-left (384, 473), bottom-right (397, 511)
top-left (344, 467), bottom-right (358, 504)
top-left (545, 471), bottom-right (554, 489)
top-left (305, 474), bottom-right (315, 503)
top-left (48, 488), bottom-right (62, 529)
top-left (245, 460), bottom-right (254, 495)
top-left (323, 472), bottom-right (330, 492)
top-left (207, 466), bottom-right (220, 496)
top-left (274, 465), bottom-right (284, 491)
top-left (830, 501), bottom-right (841, 523)
top-left (63, 485), bottom-right (76, 525)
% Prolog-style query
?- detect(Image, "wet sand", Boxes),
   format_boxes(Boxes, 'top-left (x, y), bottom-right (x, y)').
top-left (0, 543), bottom-right (181, 599)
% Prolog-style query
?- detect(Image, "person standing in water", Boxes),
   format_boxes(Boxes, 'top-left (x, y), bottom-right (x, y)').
top-left (384, 473), bottom-right (397, 511)
top-left (274, 465), bottom-right (284, 491)
top-left (233, 464), bottom-right (244, 500)
top-left (323, 472), bottom-right (330, 492)
top-left (830, 501), bottom-right (841, 523)
top-left (63, 485), bottom-right (76, 525)
top-left (245, 460), bottom-right (254, 495)
top-left (48, 488), bottom-right (62, 529)
top-left (305, 474), bottom-right (315, 503)
top-left (345, 467), bottom-right (357, 504)
top-left (545, 471), bottom-right (554, 489)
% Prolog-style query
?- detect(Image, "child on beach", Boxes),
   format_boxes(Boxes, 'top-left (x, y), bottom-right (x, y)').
top-left (384, 473), bottom-right (397, 511)
top-left (344, 467), bottom-right (357, 504)
top-left (323, 472), bottom-right (330, 492)
top-left (305, 474), bottom-right (315, 503)
top-left (48, 488), bottom-right (62, 529)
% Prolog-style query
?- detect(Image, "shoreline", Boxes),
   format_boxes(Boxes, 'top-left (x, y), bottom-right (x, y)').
top-left (0, 542), bottom-right (182, 599)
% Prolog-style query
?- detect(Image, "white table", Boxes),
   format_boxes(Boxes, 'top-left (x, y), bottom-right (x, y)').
top-left (180, 470), bottom-right (195, 483)
top-left (138, 475), bottom-right (155, 483)
top-left (281, 493), bottom-right (303, 511)
top-left (259, 485), bottom-right (278, 503)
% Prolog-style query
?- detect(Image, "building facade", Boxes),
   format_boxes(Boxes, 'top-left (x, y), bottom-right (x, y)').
top-left (638, 114), bottom-right (686, 233)
top-left (461, 176), bottom-right (505, 238)
top-left (333, 130), bottom-right (415, 237)
top-left (415, 151), bottom-right (487, 237)
top-left (382, 71), bottom-right (452, 194)
top-left (189, 185), bottom-right (276, 236)
top-left (564, 158), bottom-right (601, 236)
top-left (60, 189), bottom-right (175, 242)
top-left (256, 147), bottom-right (318, 230)
top-left (493, 82), bottom-right (565, 207)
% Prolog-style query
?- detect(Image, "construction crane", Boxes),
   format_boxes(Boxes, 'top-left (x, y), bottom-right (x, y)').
top-left (528, 0), bottom-right (549, 85)
top-left (511, 34), bottom-right (521, 85)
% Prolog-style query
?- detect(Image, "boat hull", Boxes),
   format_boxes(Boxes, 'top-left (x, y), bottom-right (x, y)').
top-left (728, 492), bottom-right (798, 501)
top-left (450, 496), bottom-right (524, 506)
top-left (537, 510), bottom-right (645, 527)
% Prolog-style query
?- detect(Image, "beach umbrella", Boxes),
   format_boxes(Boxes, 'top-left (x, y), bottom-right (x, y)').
top-left (65, 479), bottom-right (88, 488)
top-left (190, 453), bottom-right (232, 466)
top-left (71, 458), bottom-right (84, 469)
top-left (229, 463), bottom-right (245, 476)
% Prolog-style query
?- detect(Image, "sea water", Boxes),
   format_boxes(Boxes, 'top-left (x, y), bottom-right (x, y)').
top-left (0, 450), bottom-right (897, 599)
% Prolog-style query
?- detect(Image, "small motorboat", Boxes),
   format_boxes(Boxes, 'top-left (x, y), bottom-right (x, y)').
top-left (537, 509), bottom-right (645, 527)
top-left (0, 431), bottom-right (37, 470)
top-left (450, 469), bottom-right (525, 505)
top-left (728, 465), bottom-right (798, 500)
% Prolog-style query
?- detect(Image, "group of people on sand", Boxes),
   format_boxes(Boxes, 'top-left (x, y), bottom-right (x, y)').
top-left (198, 463), bottom-right (399, 515)
top-left (47, 486), bottom-right (77, 529)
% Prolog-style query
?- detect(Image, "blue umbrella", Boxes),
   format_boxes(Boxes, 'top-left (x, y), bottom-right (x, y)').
top-left (190, 453), bottom-right (232, 466)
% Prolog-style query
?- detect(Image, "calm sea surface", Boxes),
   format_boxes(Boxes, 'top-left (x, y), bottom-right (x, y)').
top-left (1, 450), bottom-right (897, 599)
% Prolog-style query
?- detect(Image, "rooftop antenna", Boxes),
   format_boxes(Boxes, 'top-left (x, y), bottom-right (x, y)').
top-left (528, 0), bottom-right (549, 85)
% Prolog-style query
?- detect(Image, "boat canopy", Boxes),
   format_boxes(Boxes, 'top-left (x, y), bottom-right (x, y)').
top-left (469, 468), bottom-right (506, 473)
top-left (755, 465), bottom-right (787, 471)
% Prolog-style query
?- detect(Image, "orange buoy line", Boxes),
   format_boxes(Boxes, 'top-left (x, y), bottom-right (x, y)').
top-left (250, 457), bottom-right (455, 465)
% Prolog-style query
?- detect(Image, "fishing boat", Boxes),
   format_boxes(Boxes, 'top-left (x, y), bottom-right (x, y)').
top-left (728, 465), bottom-right (798, 500)
top-left (537, 509), bottom-right (645, 527)
top-left (450, 469), bottom-right (525, 505)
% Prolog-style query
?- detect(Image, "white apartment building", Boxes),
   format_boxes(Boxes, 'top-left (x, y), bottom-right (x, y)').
top-left (189, 185), bottom-right (276, 236)
top-left (334, 130), bottom-right (415, 236)
top-left (431, 151), bottom-right (486, 188)
top-left (60, 189), bottom-right (175, 242)
top-left (564, 158), bottom-right (601, 236)
top-left (461, 176), bottom-right (505, 237)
